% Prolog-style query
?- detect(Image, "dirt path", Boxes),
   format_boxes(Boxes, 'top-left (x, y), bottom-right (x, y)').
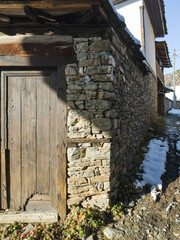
top-left (102, 115), bottom-right (180, 240)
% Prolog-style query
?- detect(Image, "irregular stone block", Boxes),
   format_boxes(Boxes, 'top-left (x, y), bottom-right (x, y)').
top-left (75, 42), bottom-right (89, 53)
top-left (90, 175), bottom-right (109, 182)
top-left (103, 227), bottom-right (124, 239)
top-left (86, 147), bottom-right (110, 159)
top-left (100, 54), bottom-right (115, 67)
top-left (67, 197), bottom-right (84, 206)
top-left (86, 100), bottom-right (112, 110)
top-left (68, 186), bottom-right (89, 195)
top-left (84, 83), bottom-right (97, 90)
top-left (77, 52), bottom-right (88, 61)
top-left (89, 40), bottom-right (111, 52)
top-left (79, 58), bottom-right (99, 67)
top-left (91, 74), bottom-right (113, 82)
top-left (67, 94), bottom-right (87, 101)
top-left (92, 118), bottom-right (112, 132)
top-left (68, 177), bottom-right (88, 185)
top-left (68, 110), bottom-right (91, 123)
top-left (105, 109), bottom-right (117, 118)
top-left (67, 84), bottom-right (82, 90)
top-left (99, 82), bottom-right (114, 91)
top-left (74, 38), bottom-right (89, 43)
top-left (97, 91), bottom-right (116, 100)
top-left (66, 75), bottom-right (79, 83)
top-left (84, 66), bottom-right (113, 75)
top-left (81, 194), bottom-right (110, 210)
top-left (67, 148), bottom-right (86, 161)
top-left (65, 64), bottom-right (78, 76)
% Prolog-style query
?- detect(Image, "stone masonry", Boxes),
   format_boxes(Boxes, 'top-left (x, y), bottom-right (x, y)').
top-left (65, 34), bottom-right (157, 210)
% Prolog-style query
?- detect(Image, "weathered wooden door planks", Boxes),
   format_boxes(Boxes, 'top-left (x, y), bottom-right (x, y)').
top-left (1, 70), bottom-right (59, 212)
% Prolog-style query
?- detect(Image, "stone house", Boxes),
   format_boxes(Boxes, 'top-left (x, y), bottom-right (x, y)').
top-left (0, 0), bottom-right (171, 222)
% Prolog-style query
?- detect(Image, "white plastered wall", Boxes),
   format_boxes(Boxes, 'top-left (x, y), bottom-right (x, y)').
top-left (115, 0), bottom-right (156, 74)
top-left (143, 4), bottom-right (156, 74)
top-left (115, 0), bottom-right (142, 42)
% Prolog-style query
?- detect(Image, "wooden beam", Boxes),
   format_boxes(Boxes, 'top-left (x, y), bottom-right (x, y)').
top-left (24, 6), bottom-right (58, 23)
top-left (0, 1), bottom-right (98, 13)
top-left (0, 24), bottom-right (109, 37)
top-left (0, 211), bottom-right (58, 223)
top-left (57, 66), bottom-right (67, 219)
top-left (0, 56), bottom-right (76, 67)
top-left (0, 14), bottom-right (10, 22)
top-left (140, 6), bottom-right (146, 54)
top-left (67, 138), bottom-right (111, 143)
top-left (24, 6), bottom-right (43, 23)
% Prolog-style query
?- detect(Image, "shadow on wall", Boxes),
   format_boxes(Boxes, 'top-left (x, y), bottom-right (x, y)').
top-left (0, 33), bottom-right (157, 213)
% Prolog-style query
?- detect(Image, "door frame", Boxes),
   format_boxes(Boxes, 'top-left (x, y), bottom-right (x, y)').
top-left (0, 56), bottom-right (75, 219)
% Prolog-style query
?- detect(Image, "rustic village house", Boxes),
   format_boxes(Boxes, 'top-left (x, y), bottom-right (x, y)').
top-left (0, 0), bottom-right (171, 222)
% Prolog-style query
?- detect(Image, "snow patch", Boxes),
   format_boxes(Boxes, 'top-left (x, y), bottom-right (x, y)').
top-left (125, 27), bottom-right (141, 46)
top-left (168, 108), bottom-right (180, 115)
top-left (135, 139), bottom-right (169, 199)
top-left (176, 141), bottom-right (180, 151)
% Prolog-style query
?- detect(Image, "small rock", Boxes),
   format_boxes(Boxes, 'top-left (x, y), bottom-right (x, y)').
top-left (140, 206), bottom-right (147, 211)
top-left (22, 224), bottom-right (34, 234)
top-left (128, 201), bottom-right (135, 207)
top-left (141, 147), bottom-right (148, 153)
top-left (103, 227), bottom-right (124, 239)
top-left (86, 235), bottom-right (94, 240)
top-left (148, 127), bottom-right (154, 132)
top-left (113, 215), bottom-right (121, 221)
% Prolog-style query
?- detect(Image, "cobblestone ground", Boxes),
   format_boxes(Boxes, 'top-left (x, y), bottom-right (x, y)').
top-left (101, 114), bottom-right (180, 240)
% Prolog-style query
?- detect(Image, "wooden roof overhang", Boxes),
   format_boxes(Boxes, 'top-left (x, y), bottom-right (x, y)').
top-left (0, 0), bottom-right (147, 73)
top-left (0, 0), bottom-right (99, 17)
top-left (0, 0), bottom-right (110, 37)
top-left (112, 0), bottom-right (167, 38)
top-left (144, 0), bottom-right (167, 37)
top-left (156, 41), bottom-right (172, 68)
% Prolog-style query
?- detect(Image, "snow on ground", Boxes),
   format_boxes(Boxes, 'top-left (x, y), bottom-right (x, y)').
top-left (176, 141), bottom-right (180, 151)
top-left (168, 108), bottom-right (180, 115)
top-left (134, 139), bottom-right (169, 200)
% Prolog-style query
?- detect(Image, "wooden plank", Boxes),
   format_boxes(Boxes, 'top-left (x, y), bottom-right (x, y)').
top-left (49, 71), bottom-right (58, 209)
top-left (37, 74), bottom-right (50, 194)
top-left (21, 75), bottom-right (37, 208)
top-left (1, 150), bottom-right (8, 209)
top-left (1, 72), bottom-right (8, 209)
top-left (1, 72), bottom-right (7, 150)
top-left (0, 43), bottom-right (73, 56)
top-left (67, 138), bottom-right (111, 143)
top-left (0, 1), bottom-right (95, 12)
top-left (0, 211), bottom-right (58, 224)
top-left (56, 66), bottom-right (67, 219)
top-left (0, 56), bottom-right (76, 67)
top-left (8, 76), bottom-right (22, 210)
top-left (0, 24), bottom-right (109, 38)
top-left (0, 35), bottom-right (73, 56)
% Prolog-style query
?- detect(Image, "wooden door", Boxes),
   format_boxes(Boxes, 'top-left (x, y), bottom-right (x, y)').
top-left (1, 70), bottom-right (58, 212)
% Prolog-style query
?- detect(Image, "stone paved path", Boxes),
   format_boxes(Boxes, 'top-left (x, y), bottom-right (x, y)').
top-left (163, 114), bottom-right (180, 190)
top-left (102, 114), bottom-right (180, 240)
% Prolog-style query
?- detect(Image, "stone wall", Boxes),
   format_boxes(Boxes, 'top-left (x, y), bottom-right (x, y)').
top-left (165, 97), bottom-right (173, 113)
top-left (165, 97), bottom-right (180, 112)
top-left (65, 33), bottom-right (157, 209)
